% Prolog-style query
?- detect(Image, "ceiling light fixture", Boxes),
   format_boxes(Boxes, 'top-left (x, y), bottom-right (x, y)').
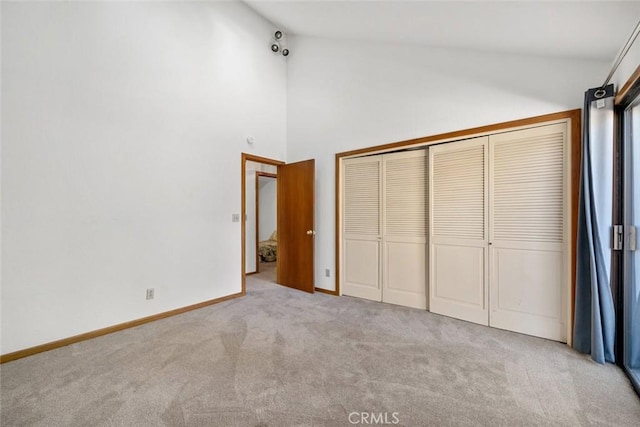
top-left (270, 30), bottom-right (290, 58)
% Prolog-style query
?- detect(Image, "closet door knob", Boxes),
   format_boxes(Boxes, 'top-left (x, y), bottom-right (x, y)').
top-left (306, 230), bottom-right (316, 235)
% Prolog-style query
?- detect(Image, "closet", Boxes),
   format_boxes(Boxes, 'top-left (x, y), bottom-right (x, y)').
top-left (341, 121), bottom-right (569, 342)
top-left (343, 150), bottom-right (428, 309)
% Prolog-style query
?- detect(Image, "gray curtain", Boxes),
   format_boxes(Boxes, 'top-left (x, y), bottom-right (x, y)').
top-left (574, 84), bottom-right (616, 363)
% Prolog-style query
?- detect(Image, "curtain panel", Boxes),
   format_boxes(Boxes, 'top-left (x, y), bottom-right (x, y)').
top-left (574, 84), bottom-right (616, 364)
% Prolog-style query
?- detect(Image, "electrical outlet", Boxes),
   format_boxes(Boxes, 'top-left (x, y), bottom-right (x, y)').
top-left (146, 288), bottom-right (154, 300)
top-left (325, 268), bottom-right (331, 277)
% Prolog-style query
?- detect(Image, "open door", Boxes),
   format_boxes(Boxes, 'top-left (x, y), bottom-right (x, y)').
top-left (277, 159), bottom-right (315, 293)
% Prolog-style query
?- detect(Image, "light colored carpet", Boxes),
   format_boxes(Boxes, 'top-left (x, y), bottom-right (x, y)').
top-left (1, 273), bottom-right (639, 426)
top-left (257, 261), bottom-right (276, 284)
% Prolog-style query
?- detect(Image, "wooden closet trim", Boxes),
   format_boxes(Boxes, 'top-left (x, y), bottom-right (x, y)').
top-left (335, 109), bottom-right (581, 340)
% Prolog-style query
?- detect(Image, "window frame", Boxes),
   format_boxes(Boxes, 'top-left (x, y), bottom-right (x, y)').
top-left (614, 66), bottom-right (640, 395)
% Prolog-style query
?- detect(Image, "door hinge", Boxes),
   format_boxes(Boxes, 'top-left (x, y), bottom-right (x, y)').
top-left (613, 225), bottom-right (624, 250)
top-left (613, 225), bottom-right (637, 251)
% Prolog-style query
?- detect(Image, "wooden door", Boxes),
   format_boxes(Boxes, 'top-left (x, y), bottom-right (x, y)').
top-left (342, 156), bottom-right (382, 301)
top-left (429, 137), bottom-right (489, 325)
top-left (489, 123), bottom-right (567, 341)
top-left (277, 159), bottom-right (315, 293)
top-left (382, 150), bottom-right (428, 309)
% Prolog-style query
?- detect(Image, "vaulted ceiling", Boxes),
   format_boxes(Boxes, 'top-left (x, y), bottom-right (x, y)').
top-left (245, 1), bottom-right (640, 62)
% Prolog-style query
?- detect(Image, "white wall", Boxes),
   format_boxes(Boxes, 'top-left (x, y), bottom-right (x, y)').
top-left (258, 178), bottom-right (277, 241)
top-left (612, 35), bottom-right (640, 91)
top-left (245, 170), bottom-right (257, 273)
top-left (286, 36), bottom-right (609, 291)
top-left (1, 1), bottom-right (287, 354)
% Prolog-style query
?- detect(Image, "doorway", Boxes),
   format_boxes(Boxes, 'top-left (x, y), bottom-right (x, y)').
top-left (244, 162), bottom-right (278, 276)
top-left (241, 153), bottom-right (316, 294)
top-left (242, 155), bottom-right (282, 288)
top-left (256, 172), bottom-right (277, 280)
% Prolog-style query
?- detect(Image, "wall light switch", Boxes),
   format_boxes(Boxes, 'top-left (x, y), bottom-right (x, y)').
top-left (325, 268), bottom-right (331, 277)
top-left (232, 213), bottom-right (240, 223)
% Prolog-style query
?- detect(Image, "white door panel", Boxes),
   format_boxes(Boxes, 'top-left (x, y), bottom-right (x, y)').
top-left (342, 156), bottom-right (382, 301)
top-left (382, 150), bottom-right (428, 309)
top-left (383, 238), bottom-right (427, 309)
top-left (429, 137), bottom-right (489, 326)
top-left (431, 243), bottom-right (487, 324)
top-left (489, 123), bottom-right (567, 342)
top-left (490, 247), bottom-right (564, 340)
top-left (491, 249), bottom-right (562, 318)
top-left (343, 238), bottom-right (381, 301)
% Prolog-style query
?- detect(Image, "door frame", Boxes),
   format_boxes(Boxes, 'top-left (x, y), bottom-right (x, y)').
top-left (613, 65), bottom-right (640, 392)
top-left (335, 109), bottom-right (581, 345)
top-left (255, 171), bottom-right (277, 273)
top-left (241, 153), bottom-right (284, 294)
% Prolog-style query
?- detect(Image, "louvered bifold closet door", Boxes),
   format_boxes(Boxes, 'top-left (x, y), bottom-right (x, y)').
top-left (429, 137), bottom-right (489, 325)
top-left (382, 150), bottom-right (428, 309)
top-left (489, 123), bottom-right (567, 342)
top-left (342, 156), bottom-right (382, 301)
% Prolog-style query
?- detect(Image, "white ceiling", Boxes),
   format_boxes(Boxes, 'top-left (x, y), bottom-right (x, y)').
top-left (245, 1), bottom-right (640, 62)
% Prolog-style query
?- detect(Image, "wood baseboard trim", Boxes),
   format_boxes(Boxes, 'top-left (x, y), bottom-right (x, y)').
top-left (315, 287), bottom-right (338, 296)
top-left (0, 291), bottom-right (245, 364)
